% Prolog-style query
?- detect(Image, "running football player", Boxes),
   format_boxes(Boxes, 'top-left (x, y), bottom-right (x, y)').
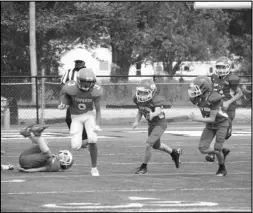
top-left (132, 79), bottom-right (182, 174)
top-left (18, 124), bottom-right (74, 172)
top-left (188, 76), bottom-right (230, 176)
top-left (58, 68), bottom-right (102, 176)
top-left (205, 56), bottom-right (243, 162)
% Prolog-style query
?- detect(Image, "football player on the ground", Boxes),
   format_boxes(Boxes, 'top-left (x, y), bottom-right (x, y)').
top-left (58, 68), bottom-right (102, 176)
top-left (17, 124), bottom-right (74, 172)
top-left (205, 56), bottom-right (243, 162)
top-left (132, 79), bottom-right (182, 174)
top-left (188, 76), bottom-right (230, 176)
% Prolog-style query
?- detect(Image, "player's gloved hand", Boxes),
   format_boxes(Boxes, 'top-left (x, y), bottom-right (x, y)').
top-left (132, 121), bottom-right (139, 129)
top-left (188, 112), bottom-right (195, 120)
top-left (58, 102), bottom-right (69, 110)
top-left (94, 125), bottom-right (102, 132)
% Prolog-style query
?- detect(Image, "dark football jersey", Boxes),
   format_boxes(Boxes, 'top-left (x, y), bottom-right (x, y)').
top-left (60, 82), bottom-right (103, 115)
top-left (211, 73), bottom-right (240, 101)
top-left (45, 154), bottom-right (62, 172)
top-left (133, 94), bottom-right (165, 122)
top-left (190, 91), bottom-right (228, 126)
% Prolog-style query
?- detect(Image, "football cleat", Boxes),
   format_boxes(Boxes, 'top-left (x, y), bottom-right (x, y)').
top-left (91, 167), bottom-right (100, 176)
top-left (135, 166), bottom-right (148, 174)
top-left (205, 154), bottom-right (216, 162)
top-left (20, 124), bottom-right (35, 137)
top-left (171, 148), bottom-right (182, 168)
top-left (216, 167), bottom-right (227, 176)
top-left (222, 148), bottom-right (230, 162)
top-left (31, 125), bottom-right (49, 136)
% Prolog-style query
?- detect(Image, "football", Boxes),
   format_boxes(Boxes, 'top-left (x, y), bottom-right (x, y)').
top-left (60, 94), bottom-right (71, 105)
top-left (64, 80), bottom-right (79, 96)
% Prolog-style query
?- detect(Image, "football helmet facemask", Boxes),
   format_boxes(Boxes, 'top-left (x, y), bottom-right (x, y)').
top-left (215, 56), bottom-right (232, 76)
top-left (57, 150), bottom-right (74, 170)
top-left (136, 79), bottom-right (157, 102)
top-left (77, 68), bottom-right (96, 91)
top-left (188, 76), bottom-right (212, 98)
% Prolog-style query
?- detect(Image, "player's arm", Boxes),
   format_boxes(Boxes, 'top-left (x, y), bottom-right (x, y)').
top-left (190, 109), bottom-right (218, 123)
top-left (226, 86), bottom-right (243, 106)
top-left (18, 166), bottom-right (48, 173)
top-left (132, 109), bottom-right (143, 129)
top-left (149, 106), bottom-right (161, 120)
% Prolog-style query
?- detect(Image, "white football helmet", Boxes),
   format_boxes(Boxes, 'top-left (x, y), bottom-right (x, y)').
top-left (58, 150), bottom-right (74, 170)
top-left (215, 56), bottom-right (232, 76)
top-left (136, 79), bottom-right (157, 102)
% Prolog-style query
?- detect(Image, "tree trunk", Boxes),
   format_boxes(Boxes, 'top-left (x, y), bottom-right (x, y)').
top-left (110, 44), bottom-right (131, 82)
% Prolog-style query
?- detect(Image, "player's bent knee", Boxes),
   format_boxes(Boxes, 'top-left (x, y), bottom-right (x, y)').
top-left (88, 134), bottom-right (97, 144)
top-left (198, 146), bottom-right (209, 154)
top-left (152, 141), bottom-right (161, 149)
top-left (214, 143), bottom-right (223, 152)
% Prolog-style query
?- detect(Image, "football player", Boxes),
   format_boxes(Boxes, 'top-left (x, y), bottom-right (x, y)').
top-left (132, 78), bottom-right (182, 174)
top-left (18, 124), bottom-right (74, 172)
top-left (205, 56), bottom-right (243, 162)
top-left (188, 76), bottom-right (230, 176)
top-left (58, 68), bottom-right (102, 176)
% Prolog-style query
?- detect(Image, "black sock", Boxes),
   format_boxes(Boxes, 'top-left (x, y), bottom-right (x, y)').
top-left (219, 163), bottom-right (225, 169)
top-left (141, 163), bottom-right (147, 168)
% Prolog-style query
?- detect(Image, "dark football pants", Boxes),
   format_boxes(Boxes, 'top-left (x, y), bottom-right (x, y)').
top-left (146, 118), bottom-right (167, 148)
top-left (19, 145), bottom-right (50, 169)
top-left (66, 108), bottom-right (88, 140)
top-left (199, 120), bottom-right (229, 152)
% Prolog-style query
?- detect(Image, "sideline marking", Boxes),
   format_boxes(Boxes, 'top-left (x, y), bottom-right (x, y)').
top-left (4, 187), bottom-right (251, 195)
top-left (1, 179), bottom-right (25, 183)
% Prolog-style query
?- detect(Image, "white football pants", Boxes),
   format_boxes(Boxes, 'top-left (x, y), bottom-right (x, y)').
top-left (70, 111), bottom-right (97, 150)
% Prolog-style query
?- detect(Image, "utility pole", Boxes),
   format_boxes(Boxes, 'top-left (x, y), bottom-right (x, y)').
top-left (29, 2), bottom-right (37, 104)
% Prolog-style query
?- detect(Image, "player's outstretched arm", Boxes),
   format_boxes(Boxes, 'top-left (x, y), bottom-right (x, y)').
top-left (132, 110), bottom-right (142, 129)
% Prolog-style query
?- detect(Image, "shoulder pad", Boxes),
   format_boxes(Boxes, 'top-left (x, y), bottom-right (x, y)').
top-left (91, 85), bottom-right (103, 97)
top-left (152, 95), bottom-right (165, 106)
top-left (208, 91), bottom-right (223, 102)
top-left (228, 74), bottom-right (240, 87)
top-left (64, 80), bottom-right (79, 96)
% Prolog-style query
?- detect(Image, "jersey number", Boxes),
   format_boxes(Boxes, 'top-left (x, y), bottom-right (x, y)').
top-left (78, 103), bottom-right (87, 110)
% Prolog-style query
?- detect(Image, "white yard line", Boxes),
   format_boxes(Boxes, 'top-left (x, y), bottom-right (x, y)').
top-left (2, 187), bottom-right (251, 195)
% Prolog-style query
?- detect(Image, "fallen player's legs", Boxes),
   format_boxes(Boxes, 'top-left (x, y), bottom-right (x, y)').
top-left (19, 145), bottom-right (49, 169)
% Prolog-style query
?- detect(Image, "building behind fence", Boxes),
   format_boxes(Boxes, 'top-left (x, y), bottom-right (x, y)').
top-left (1, 75), bottom-right (252, 128)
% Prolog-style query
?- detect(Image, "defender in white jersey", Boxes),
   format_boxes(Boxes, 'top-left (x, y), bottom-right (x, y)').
top-left (59, 68), bottom-right (103, 176)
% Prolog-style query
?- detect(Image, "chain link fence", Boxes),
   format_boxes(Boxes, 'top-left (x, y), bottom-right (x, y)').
top-left (1, 75), bottom-right (251, 128)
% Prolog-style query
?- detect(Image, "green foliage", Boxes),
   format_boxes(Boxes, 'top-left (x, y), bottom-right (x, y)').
top-left (1, 2), bottom-right (251, 79)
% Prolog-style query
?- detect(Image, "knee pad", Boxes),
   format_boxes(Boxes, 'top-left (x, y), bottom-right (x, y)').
top-left (214, 143), bottom-right (223, 152)
top-left (88, 133), bottom-right (97, 144)
top-left (152, 141), bottom-right (161, 149)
